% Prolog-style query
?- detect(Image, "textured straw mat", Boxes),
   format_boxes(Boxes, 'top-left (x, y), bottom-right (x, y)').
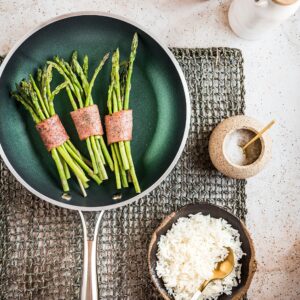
top-left (0, 48), bottom-right (246, 300)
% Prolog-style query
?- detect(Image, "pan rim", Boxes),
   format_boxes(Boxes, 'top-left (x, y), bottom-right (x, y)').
top-left (0, 11), bottom-right (191, 211)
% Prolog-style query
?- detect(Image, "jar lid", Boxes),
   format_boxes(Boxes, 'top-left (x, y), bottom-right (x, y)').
top-left (272, 0), bottom-right (298, 6)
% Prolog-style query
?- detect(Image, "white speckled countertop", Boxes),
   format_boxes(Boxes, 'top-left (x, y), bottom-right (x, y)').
top-left (0, 1), bottom-right (299, 299)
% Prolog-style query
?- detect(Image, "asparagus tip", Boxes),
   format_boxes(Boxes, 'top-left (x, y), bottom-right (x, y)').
top-left (103, 52), bottom-right (110, 61)
top-left (132, 33), bottom-right (138, 49)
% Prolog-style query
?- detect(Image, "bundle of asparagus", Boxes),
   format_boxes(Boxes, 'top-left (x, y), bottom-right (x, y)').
top-left (12, 65), bottom-right (102, 196)
top-left (48, 52), bottom-right (113, 182)
top-left (105, 33), bottom-right (141, 193)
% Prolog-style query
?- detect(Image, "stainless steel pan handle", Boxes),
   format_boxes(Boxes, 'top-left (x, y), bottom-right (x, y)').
top-left (79, 210), bottom-right (105, 300)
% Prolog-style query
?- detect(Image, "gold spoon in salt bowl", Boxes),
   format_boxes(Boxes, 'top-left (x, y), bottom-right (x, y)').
top-left (191, 248), bottom-right (235, 300)
top-left (242, 120), bottom-right (275, 152)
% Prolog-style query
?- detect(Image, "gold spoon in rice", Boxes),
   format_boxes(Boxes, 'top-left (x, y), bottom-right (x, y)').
top-left (191, 248), bottom-right (235, 300)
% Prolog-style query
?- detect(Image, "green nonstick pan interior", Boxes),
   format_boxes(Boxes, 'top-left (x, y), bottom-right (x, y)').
top-left (0, 13), bottom-right (189, 210)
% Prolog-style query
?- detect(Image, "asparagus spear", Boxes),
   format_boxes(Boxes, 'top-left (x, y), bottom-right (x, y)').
top-left (123, 33), bottom-right (141, 193)
top-left (107, 79), bottom-right (124, 190)
top-left (112, 50), bottom-right (130, 171)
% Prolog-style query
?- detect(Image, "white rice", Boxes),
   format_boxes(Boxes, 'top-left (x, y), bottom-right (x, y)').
top-left (156, 213), bottom-right (244, 300)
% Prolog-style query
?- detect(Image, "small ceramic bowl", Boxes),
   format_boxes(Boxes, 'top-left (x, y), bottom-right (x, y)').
top-left (148, 203), bottom-right (256, 300)
top-left (209, 115), bottom-right (272, 179)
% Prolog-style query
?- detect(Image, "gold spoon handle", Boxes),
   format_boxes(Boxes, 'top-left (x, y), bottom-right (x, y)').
top-left (242, 120), bottom-right (275, 151)
top-left (191, 290), bottom-right (202, 300)
top-left (190, 280), bottom-right (211, 300)
top-left (199, 279), bottom-right (210, 292)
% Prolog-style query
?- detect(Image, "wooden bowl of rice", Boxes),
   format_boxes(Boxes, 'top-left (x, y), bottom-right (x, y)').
top-left (148, 203), bottom-right (256, 300)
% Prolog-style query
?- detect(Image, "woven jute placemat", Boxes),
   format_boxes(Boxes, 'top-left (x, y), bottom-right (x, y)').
top-left (0, 48), bottom-right (246, 300)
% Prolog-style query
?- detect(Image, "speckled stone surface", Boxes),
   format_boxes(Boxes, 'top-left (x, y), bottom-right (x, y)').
top-left (0, 1), bottom-right (299, 299)
top-left (209, 115), bottom-right (272, 179)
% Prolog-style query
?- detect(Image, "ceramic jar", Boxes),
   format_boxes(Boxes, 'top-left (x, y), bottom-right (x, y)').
top-left (228, 0), bottom-right (300, 40)
top-left (209, 115), bottom-right (272, 179)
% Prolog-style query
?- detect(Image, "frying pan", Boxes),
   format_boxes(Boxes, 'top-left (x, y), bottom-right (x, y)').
top-left (0, 12), bottom-right (190, 299)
